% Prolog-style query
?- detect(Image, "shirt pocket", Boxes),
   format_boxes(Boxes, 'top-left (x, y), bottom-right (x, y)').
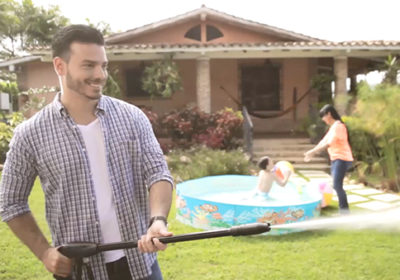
top-left (109, 139), bottom-right (142, 176)
top-left (113, 139), bottom-right (140, 157)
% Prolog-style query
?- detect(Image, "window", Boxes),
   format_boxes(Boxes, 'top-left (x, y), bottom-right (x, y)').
top-left (206, 25), bottom-right (223, 41)
top-left (184, 25), bottom-right (201, 41)
top-left (184, 24), bottom-right (224, 42)
top-left (125, 67), bottom-right (147, 97)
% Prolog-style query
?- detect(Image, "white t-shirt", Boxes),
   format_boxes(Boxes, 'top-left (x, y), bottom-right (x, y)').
top-left (78, 119), bottom-right (125, 263)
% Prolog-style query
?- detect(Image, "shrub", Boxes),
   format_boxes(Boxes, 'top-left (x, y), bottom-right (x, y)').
top-left (193, 108), bottom-right (243, 148)
top-left (160, 105), bottom-right (212, 140)
top-left (345, 83), bottom-right (400, 191)
top-left (140, 106), bottom-right (161, 136)
top-left (0, 112), bottom-right (25, 163)
top-left (159, 106), bottom-right (243, 151)
top-left (166, 146), bottom-right (254, 183)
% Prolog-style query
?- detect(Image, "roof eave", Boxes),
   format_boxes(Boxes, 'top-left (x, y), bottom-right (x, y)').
top-left (106, 45), bottom-right (400, 61)
top-left (0, 56), bottom-right (41, 68)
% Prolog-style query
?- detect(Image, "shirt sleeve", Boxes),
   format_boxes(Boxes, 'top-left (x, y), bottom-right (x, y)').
top-left (136, 110), bottom-right (174, 189)
top-left (316, 128), bottom-right (330, 148)
top-left (327, 122), bottom-right (347, 145)
top-left (0, 126), bottom-right (37, 222)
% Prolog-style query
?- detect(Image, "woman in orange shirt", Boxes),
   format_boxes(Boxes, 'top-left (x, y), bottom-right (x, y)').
top-left (304, 104), bottom-right (353, 214)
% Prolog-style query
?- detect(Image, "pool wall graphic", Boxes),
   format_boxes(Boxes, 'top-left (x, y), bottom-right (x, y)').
top-left (176, 175), bottom-right (323, 235)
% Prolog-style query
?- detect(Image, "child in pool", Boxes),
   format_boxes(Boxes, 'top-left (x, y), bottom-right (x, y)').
top-left (255, 156), bottom-right (292, 197)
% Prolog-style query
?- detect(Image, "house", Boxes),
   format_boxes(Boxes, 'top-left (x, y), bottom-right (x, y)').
top-left (1, 5), bottom-right (399, 134)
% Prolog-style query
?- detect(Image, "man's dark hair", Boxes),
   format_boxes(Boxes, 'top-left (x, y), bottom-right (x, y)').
top-left (257, 156), bottom-right (270, 170)
top-left (51, 24), bottom-right (105, 60)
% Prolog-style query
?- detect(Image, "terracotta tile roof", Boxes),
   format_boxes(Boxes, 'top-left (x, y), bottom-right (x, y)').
top-left (29, 40), bottom-right (400, 53)
top-left (109, 40), bottom-right (400, 49)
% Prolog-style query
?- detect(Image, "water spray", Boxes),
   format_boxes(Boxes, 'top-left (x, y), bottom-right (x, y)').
top-left (270, 207), bottom-right (400, 232)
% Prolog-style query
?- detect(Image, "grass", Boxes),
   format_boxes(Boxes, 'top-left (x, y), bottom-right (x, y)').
top-left (1, 180), bottom-right (400, 280)
top-left (0, 179), bottom-right (52, 280)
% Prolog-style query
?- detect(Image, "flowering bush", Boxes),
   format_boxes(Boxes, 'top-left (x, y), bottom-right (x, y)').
top-left (160, 105), bottom-right (212, 140)
top-left (193, 127), bottom-right (225, 149)
top-left (143, 105), bottom-right (243, 152)
top-left (140, 106), bottom-right (162, 136)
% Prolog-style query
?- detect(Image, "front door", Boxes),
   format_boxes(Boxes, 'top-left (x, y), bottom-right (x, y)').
top-left (241, 63), bottom-right (280, 112)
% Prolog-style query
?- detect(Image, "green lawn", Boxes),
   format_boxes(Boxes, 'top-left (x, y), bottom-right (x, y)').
top-left (1, 180), bottom-right (400, 280)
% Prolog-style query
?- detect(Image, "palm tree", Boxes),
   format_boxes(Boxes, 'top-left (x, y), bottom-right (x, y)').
top-left (382, 55), bottom-right (400, 85)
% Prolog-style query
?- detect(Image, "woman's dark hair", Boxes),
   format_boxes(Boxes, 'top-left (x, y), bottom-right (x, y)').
top-left (257, 156), bottom-right (270, 170)
top-left (319, 104), bottom-right (343, 122)
top-left (52, 24), bottom-right (104, 60)
top-left (319, 104), bottom-right (352, 147)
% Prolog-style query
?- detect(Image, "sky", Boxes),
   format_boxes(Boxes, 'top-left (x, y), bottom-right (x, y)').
top-left (32, 0), bottom-right (400, 42)
top-left (29, 0), bottom-right (399, 84)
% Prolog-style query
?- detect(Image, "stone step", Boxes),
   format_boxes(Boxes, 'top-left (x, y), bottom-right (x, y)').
top-left (253, 138), bottom-right (312, 145)
top-left (253, 144), bottom-right (316, 152)
top-left (253, 149), bottom-right (322, 157)
top-left (293, 163), bottom-right (331, 171)
top-left (274, 157), bottom-right (328, 164)
top-left (253, 151), bottom-right (327, 162)
top-left (253, 139), bottom-right (315, 149)
top-left (251, 135), bottom-right (329, 172)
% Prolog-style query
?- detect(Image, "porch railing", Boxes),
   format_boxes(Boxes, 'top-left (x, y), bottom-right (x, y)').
top-left (242, 106), bottom-right (253, 160)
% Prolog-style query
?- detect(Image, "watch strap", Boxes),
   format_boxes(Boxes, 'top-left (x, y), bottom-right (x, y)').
top-left (148, 216), bottom-right (168, 228)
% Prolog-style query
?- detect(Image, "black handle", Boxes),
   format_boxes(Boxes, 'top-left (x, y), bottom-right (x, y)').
top-left (58, 223), bottom-right (271, 259)
top-left (58, 242), bottom-right (98, 258)
top-left (96, 223), bottom-right (271, 251)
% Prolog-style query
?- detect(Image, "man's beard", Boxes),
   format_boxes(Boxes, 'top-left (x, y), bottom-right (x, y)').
top-left (66, 71), bottom-right (105, 100)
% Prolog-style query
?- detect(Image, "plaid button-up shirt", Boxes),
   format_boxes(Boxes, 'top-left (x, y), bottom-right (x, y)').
top-left (0, 93), bottom-right (173, 280)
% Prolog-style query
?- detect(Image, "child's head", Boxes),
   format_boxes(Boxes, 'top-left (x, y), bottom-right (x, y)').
top-left (257, 156), bottom-right (274, 170)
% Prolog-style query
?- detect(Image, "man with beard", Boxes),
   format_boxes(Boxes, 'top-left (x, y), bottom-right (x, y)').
top-left (0, 25), bottom-right (174, 280)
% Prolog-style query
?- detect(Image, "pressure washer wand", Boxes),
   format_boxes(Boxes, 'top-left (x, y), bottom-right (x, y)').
top-left (58, 223), bottom-right (271, 259)
top-left (55, 223), bottom-right (270, 280)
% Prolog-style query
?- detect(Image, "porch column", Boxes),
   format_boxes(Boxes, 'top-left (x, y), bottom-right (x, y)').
top-left (349, 74), bottom-right (357, 93)
top-left (334, 56), bottom-right (348, 115)
top-left (196, 56), bottom-right (211, 113)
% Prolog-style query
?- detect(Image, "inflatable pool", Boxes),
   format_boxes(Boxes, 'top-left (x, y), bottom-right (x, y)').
top-left (176, 175), bottom-right (322, 235)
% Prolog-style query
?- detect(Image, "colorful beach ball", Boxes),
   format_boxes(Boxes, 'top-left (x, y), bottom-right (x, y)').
top-left (318, 182), bottom-right (333, 208)
top-left (275, 161), bottom-right (294, 180)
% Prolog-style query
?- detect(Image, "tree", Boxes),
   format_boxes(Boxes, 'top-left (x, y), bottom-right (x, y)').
top-left (0, 0), bottom-right (69, 58)
top-left (141, 56), bottom-right (183, 98)
top-left (103, 68), bottom-right (122, 99)
top-left (0, 0), bottom-right (20, 57)
top-left (85, 18), bottom-right (113, 36)
top-left (381, 55), bottom-right (400, 85)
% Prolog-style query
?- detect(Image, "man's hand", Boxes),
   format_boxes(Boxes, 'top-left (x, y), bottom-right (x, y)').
top-left (138, 220), bottom-right (173, 253)
top-left (41, 247), bottom-right (73, 278)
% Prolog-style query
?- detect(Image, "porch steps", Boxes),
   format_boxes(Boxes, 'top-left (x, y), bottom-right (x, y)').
top-left (252, 134), bottom-right (330, 172)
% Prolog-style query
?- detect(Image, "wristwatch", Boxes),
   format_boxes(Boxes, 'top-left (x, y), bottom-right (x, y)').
top-left (148, 216), bottom-right (168, 228)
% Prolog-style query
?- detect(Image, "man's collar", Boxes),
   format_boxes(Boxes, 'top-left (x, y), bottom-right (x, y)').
top-left (52, 92), bottom-right (107, 117)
